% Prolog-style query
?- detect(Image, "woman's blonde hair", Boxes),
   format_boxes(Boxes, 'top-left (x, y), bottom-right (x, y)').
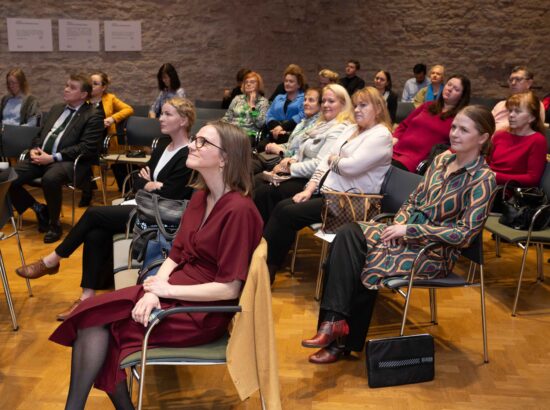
top-left (320, 84), bottom-right (355, 124)
top-left (188, 120), bottom-right (254, 196)
top-left (318, 69), bottom-right (339, 83)
top-left (165, 97), bottom-right (196, 132)
top-left (352, 86), bottom-right (393, 131)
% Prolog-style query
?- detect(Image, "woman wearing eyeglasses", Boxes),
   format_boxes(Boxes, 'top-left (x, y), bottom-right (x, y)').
top-left (16, 97), bottom-right (195, 320)
top-left (49, 121), bottom-right (262, 409)
top-left (491, 66), bottom-right (545, 131)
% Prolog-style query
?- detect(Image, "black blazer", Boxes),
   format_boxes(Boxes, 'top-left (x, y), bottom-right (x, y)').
top-left (32, 102), bottom-right (104, 162)
top-left (132, 137), bottom-right (193, 200)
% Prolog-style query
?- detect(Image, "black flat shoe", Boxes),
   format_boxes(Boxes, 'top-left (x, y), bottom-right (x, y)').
top-left (44, 222), bottom-right (63, 243)
top-left (32, 203), bottom-right (49, 233)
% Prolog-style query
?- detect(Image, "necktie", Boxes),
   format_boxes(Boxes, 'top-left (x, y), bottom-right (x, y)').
top-left (43, 108), bottom-right (76, 154)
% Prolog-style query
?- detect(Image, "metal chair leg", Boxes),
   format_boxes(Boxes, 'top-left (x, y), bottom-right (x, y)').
top-left (290, 231), bottom-right (300, 276)
top-left (536, 243), bottom-right (544, 282)
top-left (11, 217), bottom-right (32, 297)
top-left (480, 264), bottom-right (489, 363)
top-left (314, 241), bottom-right (328, 301)
top-left (0, 250), bottom-right (18, 330)
top-left (512, 241), bottom-right (530, 316)
top-left (495, 236), bottom-right (501, 257)
top-left (429, 289), bottom-right (438, 324)
top-left (71, 186), bottom-right (76, 226)
top-left (98, 167), bottom-right (107, 205)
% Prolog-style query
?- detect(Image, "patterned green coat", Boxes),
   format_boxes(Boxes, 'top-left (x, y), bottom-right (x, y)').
top-left (359, 153), bottom-right (496, 289)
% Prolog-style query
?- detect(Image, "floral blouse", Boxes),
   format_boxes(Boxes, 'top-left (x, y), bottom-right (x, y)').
top-left (222, 94), bottom-right (269, 137)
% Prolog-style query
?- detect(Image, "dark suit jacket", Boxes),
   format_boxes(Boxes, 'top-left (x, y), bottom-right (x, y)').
top-left (132, 137), bottom-right (194, 200)
top-left (32, 102), bottom-right (104, 162)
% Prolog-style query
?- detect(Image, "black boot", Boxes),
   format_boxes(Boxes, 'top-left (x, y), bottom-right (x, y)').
top-left (44, 220), bottom-right (63, 243)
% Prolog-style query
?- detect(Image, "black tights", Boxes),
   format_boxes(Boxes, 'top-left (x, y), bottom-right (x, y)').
top-left (65, 325), bottom-right (134, 410)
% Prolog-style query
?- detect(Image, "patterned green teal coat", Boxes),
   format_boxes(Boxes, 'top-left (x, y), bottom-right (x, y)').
top-left (359, 153), bottom-right (496, 289)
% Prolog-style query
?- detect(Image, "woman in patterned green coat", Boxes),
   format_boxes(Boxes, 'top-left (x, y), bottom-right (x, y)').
top-left (301, 105), bottom-right (498, 364)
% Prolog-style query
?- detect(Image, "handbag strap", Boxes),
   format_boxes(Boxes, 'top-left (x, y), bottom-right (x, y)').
top-left (152, 194), bottom-right (178, 240)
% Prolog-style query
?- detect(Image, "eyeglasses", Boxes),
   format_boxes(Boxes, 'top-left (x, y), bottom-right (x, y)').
top-left (508, 76), bottom-right (527, 84)
top-left (190, 135), bottom-right (225, 151)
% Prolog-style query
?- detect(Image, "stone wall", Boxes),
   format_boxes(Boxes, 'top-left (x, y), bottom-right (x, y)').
top-left (1, 0), bottom-right (548, 110)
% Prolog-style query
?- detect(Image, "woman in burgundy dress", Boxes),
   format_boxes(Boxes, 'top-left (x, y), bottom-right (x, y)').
top-left (49, 121), bottom-right (263, 409)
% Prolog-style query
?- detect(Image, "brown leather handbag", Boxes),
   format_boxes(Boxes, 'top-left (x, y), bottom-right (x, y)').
top-left (321, 190), bottom-right (383, 234)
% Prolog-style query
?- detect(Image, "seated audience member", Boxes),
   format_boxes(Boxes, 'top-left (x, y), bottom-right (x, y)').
top-left (1, 68), bottom-right (40, 126)
top-left (222, 71), bottom-right (269, 140)
top-left (373, 70), bottom-right (398, 123)
top-left (16, 98), bottom-right (196, 320)
top-left (222, 67), bottom-right (251, 109)
top-left (254, 84), bottom-right (354, 223)
top-left (318, 69), bottom-right (339, 88)
top-left (413, 64), bottom-right (445, 107)
top-left (9, 73), bottom-right (103, 243)
top-left (88, 71), bottom-right (135, 205)
top-left (401, 63), bottom-right (429, 102)
top-left (488, 92), bottom-right (546, 187)
top-left (393, 74), bottom-right (471, 172)
top-left (264, 65), bottom-right (306, 145)
top-left (339, 60), bottom-right (366, 97)
top-left (491, 66), bottom-right (545, 131)
top-left (268, 63), bottom-right (304, 102)
top-left (149, 63), bottom-right (186, 118)
top-left (302, 105), bottom-right (497, 364)
top-left (264, 87), bottom-right (393, 282)
top-left (49, 121), bottom-right (262, 409)
top-left (264, 87), bottom-right (322, 159)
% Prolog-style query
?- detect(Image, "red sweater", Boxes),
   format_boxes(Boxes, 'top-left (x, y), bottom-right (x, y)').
top-left (392, 102), bottom-right (454, 172)
top-left (487, 130), bottom-right (547, 186)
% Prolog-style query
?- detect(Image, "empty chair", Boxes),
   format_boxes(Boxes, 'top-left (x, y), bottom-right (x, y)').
top-left (195, 99), bottom-right (222, 109)
top-left (195, 107), bottom-right (226, 121)
top-left (1, 125), bottom-right (41, 159)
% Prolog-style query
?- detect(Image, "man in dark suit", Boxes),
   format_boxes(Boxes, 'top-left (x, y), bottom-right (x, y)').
top-left (9, 73), bottom-right (103, 243)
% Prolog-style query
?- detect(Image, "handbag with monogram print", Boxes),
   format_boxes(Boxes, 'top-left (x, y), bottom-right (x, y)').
top-left (321, 190), bottom-right (383, 234)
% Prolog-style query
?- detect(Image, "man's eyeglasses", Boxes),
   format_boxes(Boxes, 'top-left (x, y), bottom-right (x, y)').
top-left (190, 135), bottom-right (225, 151)
top-left (508, 76), bottom-right (527, 84)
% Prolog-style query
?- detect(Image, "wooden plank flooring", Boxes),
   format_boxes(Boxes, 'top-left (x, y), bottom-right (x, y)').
top-left (1, 184), bottom-right (550, 409)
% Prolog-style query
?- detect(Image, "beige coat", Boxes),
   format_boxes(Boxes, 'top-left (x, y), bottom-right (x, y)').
top-left (227, 239), bottom-right (282, 410)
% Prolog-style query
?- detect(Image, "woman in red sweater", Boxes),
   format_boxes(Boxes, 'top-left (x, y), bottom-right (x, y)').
top-left (392, 74), bottom-right (471, 172)
top-left (488, 92), bottom-right (546, 187)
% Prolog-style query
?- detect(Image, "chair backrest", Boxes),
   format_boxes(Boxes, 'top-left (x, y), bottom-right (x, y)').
top-left (195, 107), bottom-right (225, 121)
top-left (460, 231), bottom-right (484, 265)
top-left (1, 125), bottom-right (41, 158)
top-left (0, 168), bottom-right (17, 229)
top-left (195, 99), bottom-right (223, 109)
top-left (380, 166), bottom-right (423, 214)
top-left (469, 96), bottom-right (500, 110)
top-left (540, 162), bottom-right (550, 198)
top-left (124, 116), bottom-right (165, 147)
top-left (545, 128), bottom-right (550, 154)
top-left (129, 105), bottom-right (151, 118)
top-left (191, 118), bottom-right (210, 135)
top-left (395, 102), bottom-right (415, 124)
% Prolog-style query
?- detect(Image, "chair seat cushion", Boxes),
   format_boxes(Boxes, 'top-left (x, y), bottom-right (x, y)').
top-left (383, 272), bottom-right (473, 289)
top-left (120, 333), bottom-right (228, 368)
top-left (485, 215), bottom-right (550, 242)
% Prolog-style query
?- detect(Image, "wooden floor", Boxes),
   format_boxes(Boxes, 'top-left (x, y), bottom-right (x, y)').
top-left (1, 184), bottom-right (550, 409)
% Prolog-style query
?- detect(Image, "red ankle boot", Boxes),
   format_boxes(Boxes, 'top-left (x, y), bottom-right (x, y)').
top-left (301, 320), bottom-right (349, 348)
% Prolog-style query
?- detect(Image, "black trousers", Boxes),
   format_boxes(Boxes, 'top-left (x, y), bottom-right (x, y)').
top-left (55, 205), bottom-right (134, 289)
top-left (320, 222), bottom-right (378, 352)
top-left (253, 177), bottom-right (308, 224)
top-left (264, 196), bottom-right (323, 268)
top-left (10, 160), bottom-right (75, 223)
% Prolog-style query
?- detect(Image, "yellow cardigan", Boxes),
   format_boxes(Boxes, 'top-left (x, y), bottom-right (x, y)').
top-left (227, 239), bottom-right (282, 410)
top-left (101, 92), bottom-right (134, 136)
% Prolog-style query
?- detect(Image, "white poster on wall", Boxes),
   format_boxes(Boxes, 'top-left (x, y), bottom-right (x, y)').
top-left (59, 19), bottom-right (100, 51)
top-left (104, 21), bottom-right (142, 51)
top-left (6, 18), bottom-right (53, 52)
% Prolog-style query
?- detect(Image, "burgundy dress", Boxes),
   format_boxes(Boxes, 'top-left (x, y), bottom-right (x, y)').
top-left (50, 190), bottom-right (263, 393)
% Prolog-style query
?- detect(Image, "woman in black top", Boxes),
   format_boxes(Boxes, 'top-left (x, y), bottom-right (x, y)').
top-left (16, 97), bottom-right (196, 320)
top-left (373, 70), bottom-right (398, 123)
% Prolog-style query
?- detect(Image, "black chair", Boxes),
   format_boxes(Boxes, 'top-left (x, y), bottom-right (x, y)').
top-left (379, 165), bottom-right (423, 217)
top-left (0, 168), bottom-right (33, 330)
top-left (545, 128), bottom-right (550, 154)
top-left (470, 96), bottom-right (500, 110)
top-left (383, 233), bottom-right (490, 363)
top-left (191, 118), bottom-right (210, 135)
top-left (128, 105), bottom-right (150, 118)
top-left (195, 99), bottom-right (222, 109)
top-left (1, 125), bottom-right (40, 160)
top-left (485, 163), bottom-right (550, 316)
top-left (195, 107), bottom-right (226, 121)
top-left (395, 102), bottom-right (415, 124)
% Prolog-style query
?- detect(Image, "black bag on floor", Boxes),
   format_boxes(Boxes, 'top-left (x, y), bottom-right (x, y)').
top-left (366, 333), bottom-right (434, 388)
top-left (498, 184), bottom-right (549, 231)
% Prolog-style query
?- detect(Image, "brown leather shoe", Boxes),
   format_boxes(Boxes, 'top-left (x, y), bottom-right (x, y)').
top-left (302, 320), bottom-right (349, 348)
top-left (15, 259), bottom-right (60, 279)
top-left (308, 344), bottom-right (347, 364)
top-left (56, 299), bottom-right (84, 321)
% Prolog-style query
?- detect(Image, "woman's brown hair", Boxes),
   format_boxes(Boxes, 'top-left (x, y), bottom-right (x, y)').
top-left (505, 91), bottom-right (545, 134)
top-left (6, 68), bottom-right (29, 95)
top-left (459, 105), bottom-right (495, 156)
top-left (283, 64), bottom-right (306, 90)
top-left (188, 120), bottom-right (253, 196)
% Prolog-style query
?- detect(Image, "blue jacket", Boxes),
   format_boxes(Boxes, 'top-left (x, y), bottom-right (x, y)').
top-left (266, 92), bottom-right (305, 127)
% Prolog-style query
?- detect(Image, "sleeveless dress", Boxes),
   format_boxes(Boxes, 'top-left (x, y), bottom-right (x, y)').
top-left (50, 190), bottom-right (263, 393)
